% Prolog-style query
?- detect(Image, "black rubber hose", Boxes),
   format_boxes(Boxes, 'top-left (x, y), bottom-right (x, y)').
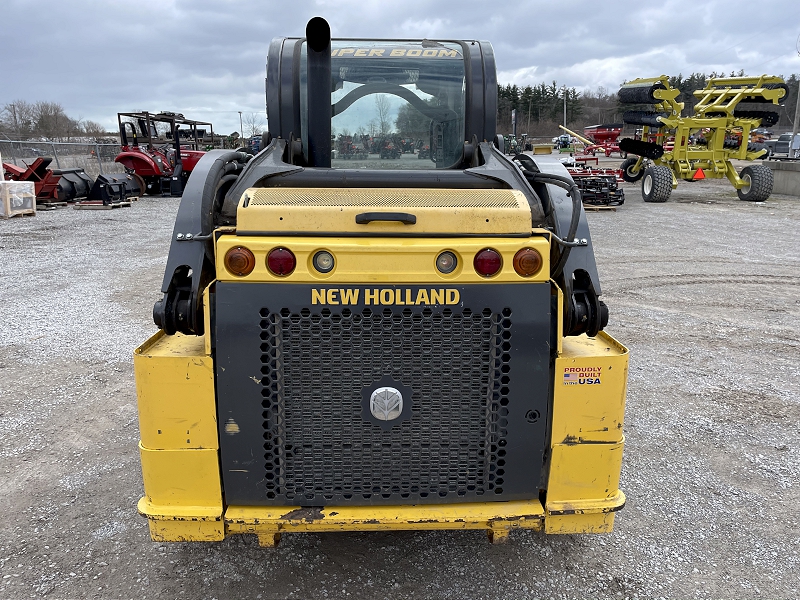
top-left (513, 154), bottom-right (582, 278)
top-left (199, 151), bottom-right (251, 240)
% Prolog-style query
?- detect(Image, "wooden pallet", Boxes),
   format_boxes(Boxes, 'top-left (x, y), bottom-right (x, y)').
top-left (583, 204), bottom-right (618, 212)
top-left (73, 201), bottom-right (132, 210)
top-left (37, 201), bottom-right (69, 211)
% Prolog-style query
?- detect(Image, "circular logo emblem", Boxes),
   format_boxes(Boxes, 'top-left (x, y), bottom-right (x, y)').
top-left (369, 386), bottom-right (403, 421)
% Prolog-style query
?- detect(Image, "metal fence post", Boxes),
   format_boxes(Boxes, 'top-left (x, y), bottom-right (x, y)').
top-left (95, 143), bottom-right (104, 175)
top-left (51, 143), bottom-right (61, 168)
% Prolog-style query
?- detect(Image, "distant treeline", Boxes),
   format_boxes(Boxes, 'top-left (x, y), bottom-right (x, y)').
top-left (0, 100), bottom-right (109, 142)
top-left (498, 72), bottom-right (800, 137)
top-left (4, 71), bottom-right (798, 143)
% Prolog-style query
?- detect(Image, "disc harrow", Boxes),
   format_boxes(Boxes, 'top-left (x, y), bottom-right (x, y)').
top-left (617, 74), bottom-right (787, 203)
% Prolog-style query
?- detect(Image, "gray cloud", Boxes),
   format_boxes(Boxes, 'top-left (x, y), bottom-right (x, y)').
top-left (1, 0), bottom-right (798, 134)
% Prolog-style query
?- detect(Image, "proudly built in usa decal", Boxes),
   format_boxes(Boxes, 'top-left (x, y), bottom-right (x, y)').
top-left (563, 366), bottom-right (602, 385)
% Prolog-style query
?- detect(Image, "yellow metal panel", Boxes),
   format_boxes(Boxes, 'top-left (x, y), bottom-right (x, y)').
top-left (546, 440), bottom-right (624, 515)
top-left (236, 187), bottom-right (533, 235)
top-left (134, 331), bottom-right (217, 450)
top-left (137, 498), bottom-right (224, 542)
top-left (545, 512), bottom-right (617, 534)
top-left (552, 332), bottom-right (629, 444)
top-left (216, 235), bottom-right (551, 284)
top-left (225, 500), bottom-right (544, 534)
top-left (139, 444), bottom-right (223, 509)
top-left (147, 518), bottom-right (225, 542)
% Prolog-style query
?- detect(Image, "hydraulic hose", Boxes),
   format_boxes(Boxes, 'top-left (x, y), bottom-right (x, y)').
top-left (199, 151), bottom-right (250, 238)
top-left (513, 154), bottom-right (583, 278)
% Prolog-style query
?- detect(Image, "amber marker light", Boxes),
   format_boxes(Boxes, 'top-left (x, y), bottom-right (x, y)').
top-left (224, 246), bottom-right (256, 276)
top-left (473, 248), bottom-right (502, 277)
top-left (513, 247), bottom-right (543, 277)
top-left (267, 247), bottom-right (296, 276)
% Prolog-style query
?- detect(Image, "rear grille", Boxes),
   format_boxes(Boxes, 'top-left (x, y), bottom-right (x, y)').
top-left (258, 306), bottom-right (512, 504)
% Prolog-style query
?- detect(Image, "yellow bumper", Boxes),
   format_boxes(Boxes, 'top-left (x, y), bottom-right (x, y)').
top-left (137, 492), bottom-right (625, 546)
top-left (135, 327), bottom-right (628, 544)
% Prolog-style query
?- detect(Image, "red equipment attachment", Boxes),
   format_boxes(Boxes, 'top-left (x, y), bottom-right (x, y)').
top-left (2, 157), bottom-right (93, 203)
top-left (3, 157), bottom-right (62, 202)
top-left (566, 165), bottom-right (626, 207)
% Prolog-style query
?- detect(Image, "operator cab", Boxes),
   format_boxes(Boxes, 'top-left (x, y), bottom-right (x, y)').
top-left (265, 25), bottom-right (496, 170)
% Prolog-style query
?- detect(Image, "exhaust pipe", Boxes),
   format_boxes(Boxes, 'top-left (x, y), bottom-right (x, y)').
top-left (306, 16), bottom-right (331, 168)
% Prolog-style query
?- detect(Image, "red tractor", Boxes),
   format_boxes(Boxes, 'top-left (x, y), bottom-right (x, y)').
top-left (114, 111), bottom-right (213, 196)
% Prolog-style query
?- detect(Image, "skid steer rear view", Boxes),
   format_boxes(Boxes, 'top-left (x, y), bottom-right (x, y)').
top-left (134, 18), bottom-right (629, 546)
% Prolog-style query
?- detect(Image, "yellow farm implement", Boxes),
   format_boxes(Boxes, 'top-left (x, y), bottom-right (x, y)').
top-left (618, 75), bottom-right (787, 202)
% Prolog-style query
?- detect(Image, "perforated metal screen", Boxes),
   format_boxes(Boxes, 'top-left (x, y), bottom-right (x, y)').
top-left (259, 306), bottom-right (511, 503)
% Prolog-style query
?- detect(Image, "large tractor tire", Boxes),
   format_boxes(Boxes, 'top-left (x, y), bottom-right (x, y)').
top-left (618, 82), bottom-right (667, 104)
top-left (131, 173), bottom-right (146, 197)
top-left (641, 165), bottom-right (673, 202)
top-left (621, 157), bottom-right (644, 183)
top-left (737, 165), bottom-right (773, 202)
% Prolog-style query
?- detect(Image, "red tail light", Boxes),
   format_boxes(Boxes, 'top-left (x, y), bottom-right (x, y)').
top-left (473, 248), bottom-right (502, 277)
top-left (267, 247), bottom-right (296, 276)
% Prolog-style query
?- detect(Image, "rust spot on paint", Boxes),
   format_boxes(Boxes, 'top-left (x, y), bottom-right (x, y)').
top-left (409, 519), bottom-right (440, 524)
top-left (280, 507), bottom-right (324, 522)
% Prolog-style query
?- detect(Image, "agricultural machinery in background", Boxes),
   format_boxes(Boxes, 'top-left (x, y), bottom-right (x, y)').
top-left (618, 75), bottom-right (787, 202)
top-left (557, 124), bottom-right (626, 158)
top-left (2, 156), bottom-right (140, 205)
top-left (114, 111), bottom-right (213, 196)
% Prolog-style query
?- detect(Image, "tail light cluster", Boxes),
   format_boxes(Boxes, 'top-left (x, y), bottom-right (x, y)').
top-left (224, 246), bottom-right (543, 278)
top-left (223, 246), bottom-right (298, 277)
top-left (472, 247), bottom-right (542, 278)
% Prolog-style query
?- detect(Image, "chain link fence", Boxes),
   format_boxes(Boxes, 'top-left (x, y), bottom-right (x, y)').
top-left (0, 141), bottom-right (126, 180)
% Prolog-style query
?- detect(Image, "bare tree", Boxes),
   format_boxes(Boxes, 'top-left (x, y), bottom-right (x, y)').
top-left (375, 95), bottom-right (392, 135)
top-left (242, 112), bottom-right (265, 137)
top-left (33, 101), bottom-right (80, 141)
top-left (1, 100), bottom-right (36, 138)
top-left (82, 120), bottom-right (108, 140)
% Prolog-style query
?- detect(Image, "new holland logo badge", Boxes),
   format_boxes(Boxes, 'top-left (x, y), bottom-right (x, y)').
top-left (361, 376), bottom-right (413, 430)
top-left (370, 387), bottom-right (403, 421)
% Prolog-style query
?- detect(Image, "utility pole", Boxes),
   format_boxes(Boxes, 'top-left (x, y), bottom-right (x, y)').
top-left (238, 111), bottom-right (244, 141)
top-left (527, 97), bottom-right (532, 135)
top-left (562, 86), bottom-right (567, 128)
top-left (792, 35), bottom-right (800, 158)
top-left (792, 80), bottom-right (800, 158)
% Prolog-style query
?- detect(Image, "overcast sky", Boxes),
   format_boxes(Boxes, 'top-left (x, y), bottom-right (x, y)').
top-left (2, 0), bottom-right (799, 135)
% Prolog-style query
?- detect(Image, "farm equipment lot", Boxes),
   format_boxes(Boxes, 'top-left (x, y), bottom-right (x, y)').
top-left (0, 171), bottom-right (798, 598)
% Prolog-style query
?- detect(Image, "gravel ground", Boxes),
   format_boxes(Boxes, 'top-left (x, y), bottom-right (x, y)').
top-left (1, 163), bottom-right (799, 599)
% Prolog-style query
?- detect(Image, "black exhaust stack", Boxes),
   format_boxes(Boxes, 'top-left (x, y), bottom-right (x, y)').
top-left (170, 123), bottom-right (184, 196)
top-left (306, 17), bottom-right (332, 168)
